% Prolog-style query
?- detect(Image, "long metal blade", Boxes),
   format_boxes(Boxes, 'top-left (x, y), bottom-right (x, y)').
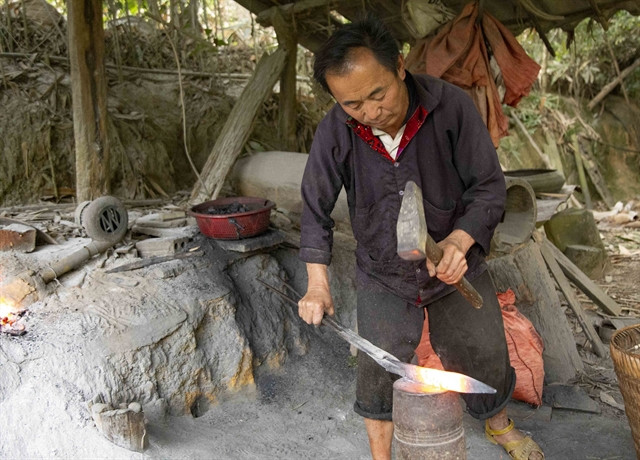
top-left (322, 316), bottom-right (496, 394)
top-left (255, 278), bottom-right (496, 395)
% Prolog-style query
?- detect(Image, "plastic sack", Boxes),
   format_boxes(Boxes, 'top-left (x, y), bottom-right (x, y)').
top-left (415, 289), bottom-right (544, 406)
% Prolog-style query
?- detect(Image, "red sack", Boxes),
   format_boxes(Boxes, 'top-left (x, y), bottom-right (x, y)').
top-left (415, 289), bottom-right (544, 406)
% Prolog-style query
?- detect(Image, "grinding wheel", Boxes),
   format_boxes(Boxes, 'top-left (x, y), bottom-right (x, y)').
top-left (76, 196), bottom-right (128, 243)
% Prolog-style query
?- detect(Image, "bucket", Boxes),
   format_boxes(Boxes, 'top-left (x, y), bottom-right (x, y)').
top-left (189, 197), bottom-right (275, 240)
top-left (610, 324), bottom-right (640, 457)
top-left (392, 378), bottom-right (465, 459)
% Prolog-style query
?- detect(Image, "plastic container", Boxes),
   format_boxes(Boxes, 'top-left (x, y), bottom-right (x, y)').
top-left (189, 197), bottom-right (275, 240)
top-left (610, 324), bottom-right (640, 458)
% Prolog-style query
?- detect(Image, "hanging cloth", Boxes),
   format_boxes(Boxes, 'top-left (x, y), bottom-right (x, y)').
top-left (405, 1), bottom-right (540, 147)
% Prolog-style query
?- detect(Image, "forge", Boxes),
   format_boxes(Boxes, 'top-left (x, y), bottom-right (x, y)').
top-left (393, 378), bottom-right (465, 460)
top-left (0, 232), bottom-right (315, 457)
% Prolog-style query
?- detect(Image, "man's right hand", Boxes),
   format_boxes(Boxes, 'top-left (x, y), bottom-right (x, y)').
top-left (298, 263), bottom-right (334, 325)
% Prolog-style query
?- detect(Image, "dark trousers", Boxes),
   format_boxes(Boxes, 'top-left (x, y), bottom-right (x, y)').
top-left (353, 270), bottom-right (515, 421)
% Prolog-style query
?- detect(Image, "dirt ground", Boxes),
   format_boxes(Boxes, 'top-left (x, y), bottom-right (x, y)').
top-left (1, 201), bottom-right (639, 460)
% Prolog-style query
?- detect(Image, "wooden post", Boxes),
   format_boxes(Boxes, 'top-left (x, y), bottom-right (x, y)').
top-left (571, 135), bottom-right (592, 209)
top-left (487, 240), bottom-right (584, 384)
top-left (67, 0), bottom-right (110, 201)
top-left (189, 48), bottom-right (287, 204)
top-left (272, 10), bottom-right (298, 152)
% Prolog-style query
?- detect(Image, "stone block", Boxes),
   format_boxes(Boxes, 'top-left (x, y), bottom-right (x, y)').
top-left (564, 244), bottom-right (607, 279)
top-left (544, 208), bottom-right (604, 252)
top-left (215, 228), bottom-right (285, 253)
top-left (135, 236), bottom-right (189, 257)
top-left (544, 208), bottom-right (608, 279)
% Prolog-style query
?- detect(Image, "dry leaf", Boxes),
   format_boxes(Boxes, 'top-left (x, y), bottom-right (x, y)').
top-left (619, 244), bottom-right (631, 255)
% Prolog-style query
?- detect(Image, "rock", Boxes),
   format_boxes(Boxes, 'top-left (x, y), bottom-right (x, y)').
top-left (227, 253), bottom-right (310, 368)
top-left (544, 208), bottom-right (608, 279)
top-left (564, 244), bottom-right (608, 279)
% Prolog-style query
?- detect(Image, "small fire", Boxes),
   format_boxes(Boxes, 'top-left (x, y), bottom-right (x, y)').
top-left (0, 293), bottom-right (26, 335)
top-left (0, 296), bottom-right (20, 327)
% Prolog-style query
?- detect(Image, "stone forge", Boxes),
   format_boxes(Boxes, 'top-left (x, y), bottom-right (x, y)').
top-left (0, 237), bottom-right (311, 456)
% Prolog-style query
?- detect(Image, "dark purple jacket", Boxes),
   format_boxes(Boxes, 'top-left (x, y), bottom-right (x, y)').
top-left (300, 72), bottom-right (506, 305)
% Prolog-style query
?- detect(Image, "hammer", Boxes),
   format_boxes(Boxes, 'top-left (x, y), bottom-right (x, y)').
top-left (396, 180), bottom-right (483, 309)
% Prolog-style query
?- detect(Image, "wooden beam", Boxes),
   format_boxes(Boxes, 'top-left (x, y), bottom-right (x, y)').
top-left (540, 243), bottom-right (608, 357)
top-left (271, 9), bottom-right (299, 152)
top-left (67, 0), bottom-right (110, 201)
top-left (541, 238), bottom-right (622, 316)
top-left (189, 48), bottom-right (287, 204)
top-left (508, 0), bottom-right (556, 57)
top-left (257, 0), bottom-right (337, 25)
top-left (571, 135), bottom-right (592, 209)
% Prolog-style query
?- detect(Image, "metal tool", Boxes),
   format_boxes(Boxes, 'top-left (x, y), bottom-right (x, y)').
top-left (258, 279), bottom-right (496, 395)
top-left (396, 180), bottom-right (483, 309)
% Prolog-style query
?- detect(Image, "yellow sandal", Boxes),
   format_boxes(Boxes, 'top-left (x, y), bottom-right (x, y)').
top-left (485, 419), bottom-right (545, 459)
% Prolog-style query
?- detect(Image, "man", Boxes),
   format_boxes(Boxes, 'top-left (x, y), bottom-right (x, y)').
top-left (297, 17), bottom-right (544, 460)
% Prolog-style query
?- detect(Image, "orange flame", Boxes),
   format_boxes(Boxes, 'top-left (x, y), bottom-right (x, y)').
top-left (0, 296), bottom-right (19, 326)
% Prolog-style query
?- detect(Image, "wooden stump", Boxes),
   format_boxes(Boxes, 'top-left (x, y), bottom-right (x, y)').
top-left (91, 402), bottom-right (147, 452)
top-left (487, 240), bottom-right (584, 384)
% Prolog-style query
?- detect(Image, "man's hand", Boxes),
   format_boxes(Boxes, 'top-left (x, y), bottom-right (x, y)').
top-left (298, 263), bottom-right (335, 325)
top-left (426, 230), bottom-right (475, 285)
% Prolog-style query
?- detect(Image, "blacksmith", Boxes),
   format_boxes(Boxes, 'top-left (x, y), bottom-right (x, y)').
top-left (297, 17), bottom-right (544, 460)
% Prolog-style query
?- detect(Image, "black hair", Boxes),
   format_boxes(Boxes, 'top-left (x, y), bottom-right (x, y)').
top-left (313, 15), bottom-right (400, 94)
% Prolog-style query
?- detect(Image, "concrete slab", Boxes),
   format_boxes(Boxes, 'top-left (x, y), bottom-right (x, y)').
top-left (214, 228), bottom-right (285, 253)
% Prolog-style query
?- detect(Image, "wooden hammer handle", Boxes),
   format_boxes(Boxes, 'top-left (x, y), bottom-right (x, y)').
top-left (425, 235), bottom-right (484, 309)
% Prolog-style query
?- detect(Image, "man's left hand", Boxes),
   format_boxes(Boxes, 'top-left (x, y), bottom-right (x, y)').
top-left (426, 230), bottom-right (475, 285)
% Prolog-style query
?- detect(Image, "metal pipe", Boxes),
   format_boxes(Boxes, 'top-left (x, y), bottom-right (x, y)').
top-left (38, 239), bottom-right (115, 283)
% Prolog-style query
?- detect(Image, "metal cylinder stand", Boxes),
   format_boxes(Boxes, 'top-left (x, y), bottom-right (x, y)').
top-left (392, 378), bottom-right (466, 460)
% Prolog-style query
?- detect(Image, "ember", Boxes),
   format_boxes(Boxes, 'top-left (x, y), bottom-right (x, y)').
top-left (203, 202), bottom-right (250, 215)
top-left (0, 295), bottom-right (25, 336)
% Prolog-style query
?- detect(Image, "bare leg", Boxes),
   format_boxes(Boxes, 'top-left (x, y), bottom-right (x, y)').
top-left (364, 418), bottom-right (393, 460)
top-left (487, 409), bottom-right (544, 459)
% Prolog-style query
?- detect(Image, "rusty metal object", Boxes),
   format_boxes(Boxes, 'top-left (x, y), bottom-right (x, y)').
top-left (396, 180), bottom-right (483, 309)
top-left (0, 223), bottom-right (36, 253)
top-left (393, 378), bottom-right (466, 460)
top-left (257, 279), bottom-right (496, 394)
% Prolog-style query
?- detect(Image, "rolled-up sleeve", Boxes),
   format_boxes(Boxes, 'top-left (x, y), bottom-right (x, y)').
top-left (299, 120), bottom-right (345, 266)
top-left (450, 93), bottom-right (506, 254)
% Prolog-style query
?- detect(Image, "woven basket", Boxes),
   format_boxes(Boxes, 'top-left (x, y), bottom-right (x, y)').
top-left (610, 324), bottom-right (640, 458)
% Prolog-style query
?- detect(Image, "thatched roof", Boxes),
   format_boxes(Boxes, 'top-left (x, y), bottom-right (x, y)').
top-left (234, 0), bottom-right (640, 52)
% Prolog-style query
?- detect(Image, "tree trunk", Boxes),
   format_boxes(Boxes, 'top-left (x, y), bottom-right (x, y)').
top-left (487, 240), bottom-right (584, 384)
top-left (189, 48), bottom-right (287, 204)
top-left (67, 0), bottom-right (110, 201)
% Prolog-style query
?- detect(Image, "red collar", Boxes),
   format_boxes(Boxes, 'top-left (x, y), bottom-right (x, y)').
top-left (346, 106), bottom-right (429, 162)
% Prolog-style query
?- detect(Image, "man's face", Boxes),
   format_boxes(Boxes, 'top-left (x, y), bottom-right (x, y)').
top-left (326, 47), bottom-right (408, 136)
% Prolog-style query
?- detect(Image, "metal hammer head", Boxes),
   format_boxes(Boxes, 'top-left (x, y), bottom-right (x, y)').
top-left (397, 181), bottom-right (428, 261)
